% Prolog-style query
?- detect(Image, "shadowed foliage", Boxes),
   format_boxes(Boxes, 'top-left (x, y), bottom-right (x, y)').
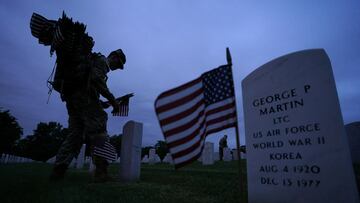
top-left (14, 122), bottom-right (68, 161)
top-left (0, 109), bottom-right (23, 154)
top-left (155, 140), bottom-right (169, 160)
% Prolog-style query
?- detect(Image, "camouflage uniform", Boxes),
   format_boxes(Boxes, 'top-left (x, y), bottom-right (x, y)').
top-left (54, 53), bottom-right (115, 169)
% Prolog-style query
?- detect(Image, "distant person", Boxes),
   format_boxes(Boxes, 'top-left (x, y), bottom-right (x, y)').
top-left (219, 135), bottom-right (228, 161)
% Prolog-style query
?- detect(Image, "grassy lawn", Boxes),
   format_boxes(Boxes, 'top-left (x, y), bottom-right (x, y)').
top-left (0, 161), bottom-right (248, 203)
top-left (1, 162), bottom-right (358, 203)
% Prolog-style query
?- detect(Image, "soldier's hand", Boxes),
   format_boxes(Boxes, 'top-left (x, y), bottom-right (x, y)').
top-left (110, 99), bottom-right (121, 116)
top-left (111, 103), bottom-right (121, 116)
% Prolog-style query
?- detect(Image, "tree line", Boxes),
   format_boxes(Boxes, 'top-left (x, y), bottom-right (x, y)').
top-left (0, 108), bottom-right (169, 162)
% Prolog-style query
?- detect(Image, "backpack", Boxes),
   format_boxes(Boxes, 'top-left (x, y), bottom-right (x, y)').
top-left (30, 12), bottom-right (94, 101)
top-left (49, 52), bottom-right (106, 101)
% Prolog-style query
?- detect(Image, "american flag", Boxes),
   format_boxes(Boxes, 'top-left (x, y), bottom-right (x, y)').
top-left (155, 65), bottom-right (237, 169)
top-left (93, 140), bottom-right (117, 162)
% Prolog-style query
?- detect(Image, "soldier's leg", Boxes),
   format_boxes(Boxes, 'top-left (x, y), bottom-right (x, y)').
top-left (54, 129), bottom-right (84, 166)
top-left (83, 101), bottom-right (111, 181)
top-left (50, 102), bottom-right (84, 180)
top-left (91, 132), bottom-right (111, 181)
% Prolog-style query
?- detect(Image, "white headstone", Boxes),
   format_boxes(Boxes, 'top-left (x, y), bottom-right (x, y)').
top-left (8, 155), bottom-right (13, 163)
top-left (120, 121), bottom-right (143, 182)
top-left (12, 155), bottom-right (16, 163)
top-left (242, 49), bottom-right (359, 203)
top-left (162, 153), bottom-right (169, 163)
top-left (69, 157), bottom-right (76, 168)
top-left (202, 142), bottom-right (215, 165)
top-left (89, 158), bottom-right (96, 174)
top-left (214, 152), bottom-right (220, 161)
top-left (13, 155), bottom-right (17, 163)
top-left (241, 152), bottom-right (246, 159)
top-left (223, 148), bottom-right (232, 161)
top-left (232, 149), bottom-right (239, 160)
top-left (4, 154), bottom-right (8, 163)
top-left (345, 122), bottom-right (360, 164)
top-left (5, 154), bottom-right (10, 163)
top-left (47, 156), bottom-right (56, 164)
top-left (4, 154), bottom-right (9, 164)
top-left (163, 153), bottom-right (174, 164)
top-left (85, 156), bottom-right (91, 164)
top-left (149, 149), bottom-right (156, 165)
top-left (141, 155), bottom-right (149, 163)
top-left (76, 144), bottom-right (86, 169)
top-left (155, 154), bottom-right (161, 163)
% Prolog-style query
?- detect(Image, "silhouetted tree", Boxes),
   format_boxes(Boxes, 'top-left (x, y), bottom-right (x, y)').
top-left (13, 138), bottom-right (30, 157)
top-left (21, 122), bottom-right (67, 161)
top-left (109, 134), bottom-right (122, 157)
top-left (0, 109), bottom-right (23, 154)
top-left (155, 140), bottom-right (169, 160)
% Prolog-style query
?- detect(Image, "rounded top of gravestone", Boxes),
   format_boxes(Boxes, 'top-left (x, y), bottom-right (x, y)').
top-left (242, 49), bottom-right (328, 87)
top-left (124, 120), bottom-right (143, 127)
top-left (345, 121), bottom-right (360, 164)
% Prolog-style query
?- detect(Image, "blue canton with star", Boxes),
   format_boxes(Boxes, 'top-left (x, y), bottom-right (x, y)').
top-left (202, 65), bottom-right (235, 106)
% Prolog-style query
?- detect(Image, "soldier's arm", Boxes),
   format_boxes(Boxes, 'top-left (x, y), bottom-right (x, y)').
top-left (91, 57), bottom-right (117, 105)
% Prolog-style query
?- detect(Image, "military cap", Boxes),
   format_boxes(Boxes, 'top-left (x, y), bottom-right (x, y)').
top-left (109, 49), bottom-right (126, 69)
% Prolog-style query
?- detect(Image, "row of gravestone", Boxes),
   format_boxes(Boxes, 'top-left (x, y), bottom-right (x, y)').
top-left (199, 142), bottom-right (247, 165)
top-left (1, 143), bottom-right (247, 167)
top-left (140, 142), bottom-right (247, 165)
top-left (43, 120), bottom-right (360, 170)
top-left (0, 154), bottom-right (37, 164)
top-left (141, 149), bottom-right (175, 164)
top-left (141, 148), bottom-right (163, 164)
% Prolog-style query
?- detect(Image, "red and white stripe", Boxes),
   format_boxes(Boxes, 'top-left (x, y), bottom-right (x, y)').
top-left (93, 140), bottom-right (117, 162)
top-left (155, 77), bottom-right (237, 169)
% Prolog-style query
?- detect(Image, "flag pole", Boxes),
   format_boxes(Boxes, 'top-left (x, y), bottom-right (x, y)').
top-left (226, 47), bottom-right (245, 199)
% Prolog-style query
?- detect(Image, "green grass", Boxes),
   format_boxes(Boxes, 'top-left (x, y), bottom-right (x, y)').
top-left (1, 162), bottom-right (358, 203)
top-left (0, 161), bottom-right (248, 203)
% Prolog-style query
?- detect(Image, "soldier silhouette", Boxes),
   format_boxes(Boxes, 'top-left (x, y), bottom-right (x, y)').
top-left (30, 12), bottom-right (129, 182)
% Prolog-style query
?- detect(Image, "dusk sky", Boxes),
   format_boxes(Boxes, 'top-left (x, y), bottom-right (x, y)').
top-left (0, 0), bottom-right (359, 149)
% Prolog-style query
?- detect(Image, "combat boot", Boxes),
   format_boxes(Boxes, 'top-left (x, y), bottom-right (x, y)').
top-left (93, 157), bottom-right (115, 183)
top-left (49, 164), bottom-right (68, 181)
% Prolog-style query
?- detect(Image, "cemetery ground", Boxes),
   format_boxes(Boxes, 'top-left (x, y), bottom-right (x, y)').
top-left (0, 161), bottom-right (248, 203)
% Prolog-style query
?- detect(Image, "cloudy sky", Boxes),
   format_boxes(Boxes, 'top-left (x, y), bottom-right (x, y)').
top-left (0, 0), bottom-right (359, 149)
